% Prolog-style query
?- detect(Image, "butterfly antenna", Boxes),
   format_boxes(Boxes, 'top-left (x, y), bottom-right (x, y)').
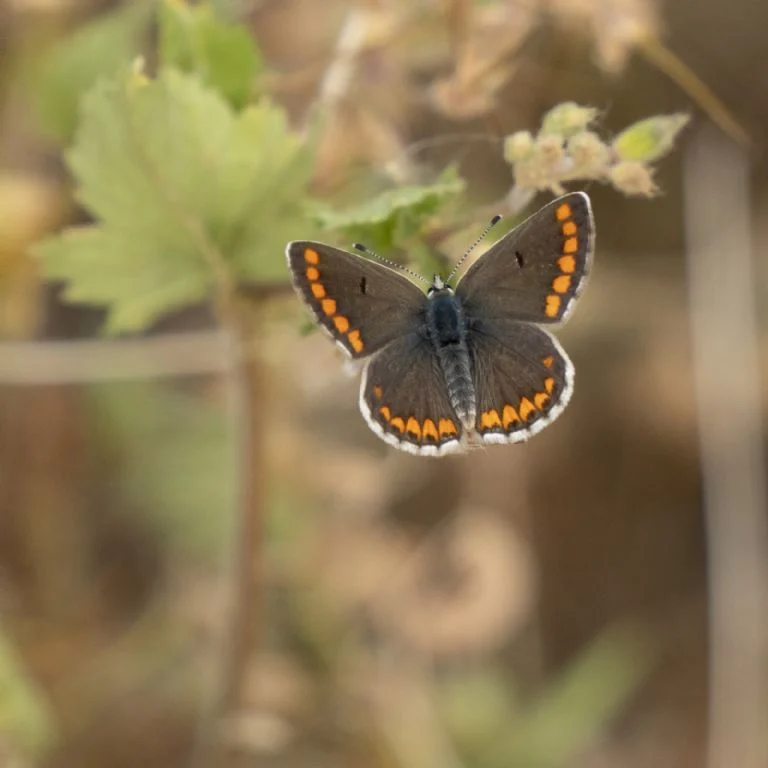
top-left (446, 215), bottom-right (502, 284)
top-left (353, 243), bottom-right (431, 287)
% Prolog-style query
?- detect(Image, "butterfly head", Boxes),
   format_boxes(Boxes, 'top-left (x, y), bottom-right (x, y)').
top-left (427, 274), bottom-right (453, 297)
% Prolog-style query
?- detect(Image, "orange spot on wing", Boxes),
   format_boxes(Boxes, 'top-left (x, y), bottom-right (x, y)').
top-left (534, 391), bottom-right (550, 410)
top-left (347, 330), bottom-right (364, 353)
top-left (502, 405), bottom-right (519, 429)
top-left (439, 418), bottom-right (458, 438)
top-left (390, 416), bottom-right (405, 433)
top-left (563, 237), bottom-right (578, 254)
top-left (333, 315), bottom-right (350, 333)
top-left (406, 417), bottom-right (421, 439)
top-left (545, 295), bottom-right (561, 318)
top-left (304, 248), bottom-right (320, 265)
top-left (480, 409), bottom-right (502, 430)
top-left (305, 266), bottom-right (320, 281)
top-left (519, 397), bottom-right (535, 421)
top-left (422, 419), bottom-right (439, 441)
top-left (557, 255), bottom-right (576, 273)
top-left (556, 203), bottom-right (572, 221)
top-left (310, 283), bottom-right (326, 299)
top-left (321, 298), bottom-right (337, 316)
top-left (379, 405), bottom-right (391, 422)
top-left (373, 386), bottom-right (383, 400)
top-left (552, 275), bottom-right (571, 294)
top-left (562, 220), bottom-right (577, 236)
top-left (544, 377), bottom-right (555, 394)
top-left (543, 355), bottom-right (554, 368)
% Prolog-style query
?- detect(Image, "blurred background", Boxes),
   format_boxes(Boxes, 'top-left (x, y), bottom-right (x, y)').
top-left (0, 0), bottom-right (767, 767)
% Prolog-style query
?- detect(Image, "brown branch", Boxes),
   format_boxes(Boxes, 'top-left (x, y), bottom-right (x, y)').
top-left (218, 305), bottom-right (266, 713)
top-left (0, 331), bottom-right (229, 384)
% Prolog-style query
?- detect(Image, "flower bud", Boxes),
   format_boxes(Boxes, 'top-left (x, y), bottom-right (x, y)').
top-left (613, 113), bottom-right (690, 163)
top-left (541, 102), bottom-right (599, 137)
top-left (503, 131), bottom-right (535, 164)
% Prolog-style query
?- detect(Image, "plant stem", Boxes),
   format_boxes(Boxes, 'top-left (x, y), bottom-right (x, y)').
top-left (220, 313), bottom-right (265, 711)
top-left (191, 303), bottom-right (266, 768)
top-left (640, 37), bottom-right (749, 146)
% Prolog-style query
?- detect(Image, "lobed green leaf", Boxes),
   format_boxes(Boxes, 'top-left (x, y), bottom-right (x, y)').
top-left (35, 69), bottom-right (312, 333)
top-left (309, 167), bottom-right (466, 252)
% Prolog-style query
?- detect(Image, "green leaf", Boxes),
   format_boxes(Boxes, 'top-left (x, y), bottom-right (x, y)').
top-left (209, 0), bottom-right (246, 18)
top-left (439, 669), bottom-right (519, 752)
top-left (32, 1), bottom-right (153, 142)
top-left (35, 69), bottom-right (312, 333)
top-left (309, 167), bottom-right (466, 253)
top-left (39, 226), bottom-right (213, 334)
top-left (0, 632), bottom-right (56, 758)
top-left (159, 0), bottom-right (263, 109)
top-left (612, 113), bottom-right (690, 163)
top-left (488, 624), bottom-right (654, 768)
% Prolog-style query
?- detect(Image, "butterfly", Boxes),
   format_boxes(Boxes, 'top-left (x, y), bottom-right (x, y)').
top-left (286, 192), bottom-right (594, 456)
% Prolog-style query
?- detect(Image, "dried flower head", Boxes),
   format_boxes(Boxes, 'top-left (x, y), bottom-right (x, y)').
top-left (503, 103), bottom-right (686, 205)
top-left (609, 160), bottom-right (658, 197)
top-left (503, 130), bottom-right (535, 164)
top-left (567, 131), bottom-right (611, 174)
top-left (547, 0), bottom-right (659, 74)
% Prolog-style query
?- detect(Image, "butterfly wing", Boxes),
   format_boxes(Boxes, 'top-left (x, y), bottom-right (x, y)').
top-left (360, 332), bottom-right (465, 456)
top-left (468, 318), bottom-right (574, 444)
top-left (455, 192), bottom-right (594, 324)
top-left (287, 241), bottom-right (427, 359)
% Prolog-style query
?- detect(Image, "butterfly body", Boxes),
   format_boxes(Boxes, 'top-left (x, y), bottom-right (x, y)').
top-left (425, 286), bottom-right (476, 429)
top-left (287, 192), bottom-right (595, 457)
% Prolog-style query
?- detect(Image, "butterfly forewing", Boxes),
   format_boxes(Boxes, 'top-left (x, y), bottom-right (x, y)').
top-left (455, 192), bottom-right (594, 325)
top-left (286, 241), bottom-right (427, 359)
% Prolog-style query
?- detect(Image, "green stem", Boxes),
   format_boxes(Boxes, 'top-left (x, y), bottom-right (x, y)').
top-left (639, 37), bottom-right (750, 146)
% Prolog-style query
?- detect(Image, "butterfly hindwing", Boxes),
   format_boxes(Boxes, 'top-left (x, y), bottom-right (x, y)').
top-left (456, 192), bottom-right (594, 325)
top-left (286, 241), bottom-right (426, 359)
top-left (360, 333), bottom-right (464, 456)
top-left (468, 318), bottom-right (573, 444)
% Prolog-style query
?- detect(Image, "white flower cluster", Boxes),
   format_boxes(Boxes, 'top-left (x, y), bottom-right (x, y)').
top-left (504, 102), bottom-right (689, 202)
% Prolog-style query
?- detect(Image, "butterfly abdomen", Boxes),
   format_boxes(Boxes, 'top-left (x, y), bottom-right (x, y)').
top-left (426, 291), bottom-right (476, 429)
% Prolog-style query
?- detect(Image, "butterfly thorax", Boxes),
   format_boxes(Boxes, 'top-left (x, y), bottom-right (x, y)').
top-left (425, 288), bottom-right (476, 429)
